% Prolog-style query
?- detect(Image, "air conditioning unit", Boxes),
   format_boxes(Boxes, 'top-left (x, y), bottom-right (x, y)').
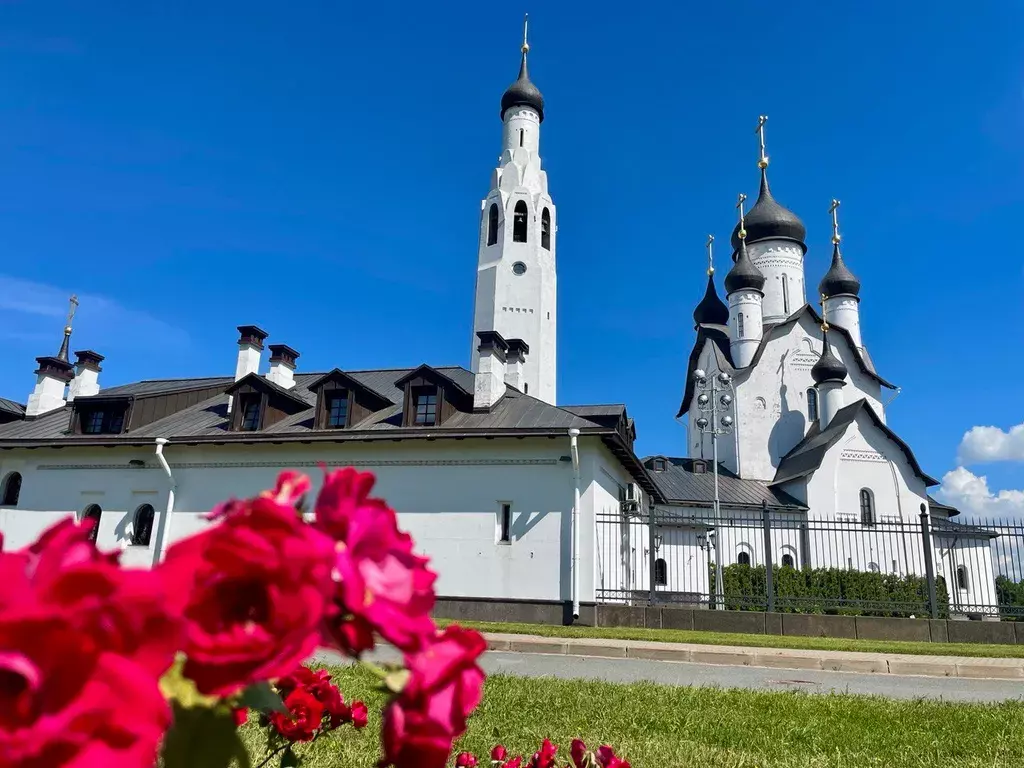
top-left (620, 483), bottom-right (641, 513)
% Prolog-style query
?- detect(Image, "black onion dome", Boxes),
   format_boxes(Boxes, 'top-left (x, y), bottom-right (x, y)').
top-left (818, 242), bottom-right (861, 297)
top-left (693, 273), bottom-right (729, 328)
top-left (724, 239), bottom-right (766, 294)
top-left (811, 329), bottom-right (848, 384)
top-left (501, 51), bottom-right (545, 122)
top-left (731, 168), bottom-right (806, 251)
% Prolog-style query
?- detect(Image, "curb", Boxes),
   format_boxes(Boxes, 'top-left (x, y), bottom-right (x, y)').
top-left (484, 633), bottom-right (1024, 680)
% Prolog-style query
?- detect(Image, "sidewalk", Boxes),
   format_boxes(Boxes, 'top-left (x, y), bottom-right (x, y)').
top-left (484, 632), bottom-right (1024, 680)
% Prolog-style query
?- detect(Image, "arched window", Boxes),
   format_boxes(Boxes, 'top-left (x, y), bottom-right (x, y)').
top-left (1, 472), bottom-right (22, 506)
top-left (512, 200), bottom-right (528, 243)
top-left (859, 488), bottom-right (875, 526)
top-left (82, 504), bottom-right (102, 544)
top-left (541, 208), bottom-right (551, 250)
top-left (806, 388), bottom-right (819, 422)
top-left (737, 551), bottom-right (751, 566)
top-left (654, 558), bottom-right (667, 586)
top-left (781, 553), bottom-right (795, 568)
top-left (131, 504), bottom-right (155, 547)
top-left (782, 274), bottom-right (790, 315)
top-left (486, 204), bottom-right (499, 246)
top-left (737, 313), bottom-right (745, 336)
top-left (868, 562), bottom-right (880, 573)
top-left (957, 565), bottom-right (969, 592)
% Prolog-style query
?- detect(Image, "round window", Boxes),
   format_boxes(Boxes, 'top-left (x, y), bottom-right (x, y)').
top-left (512, 261), bottom-right (527, 275)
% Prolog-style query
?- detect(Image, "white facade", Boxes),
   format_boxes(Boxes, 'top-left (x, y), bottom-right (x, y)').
top-left (748, 239), bottom-right (806, 323)
top-left (0, 436), bottom-right (638, 607)
top-left (471, 102), bottom-right (557, 404)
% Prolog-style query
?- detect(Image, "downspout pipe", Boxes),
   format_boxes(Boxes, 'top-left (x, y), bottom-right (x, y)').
top-left (569, 428), bottom-right (581, 621)
top-left (153, 437), bottom-right (176, 567)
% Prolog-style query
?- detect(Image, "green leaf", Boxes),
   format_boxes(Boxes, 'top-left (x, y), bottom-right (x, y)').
top-left (238, 681), bottom-right (288, 714)
top-left (280, 746), bottom-right (302, 767)
top-left (383, 668), bottom-right (410, 694)
top-left (162, 701), bottom-right (252, 768)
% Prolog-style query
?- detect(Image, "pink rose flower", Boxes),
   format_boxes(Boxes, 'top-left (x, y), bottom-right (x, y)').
top-left (315, 468), bottom-right (437, 654)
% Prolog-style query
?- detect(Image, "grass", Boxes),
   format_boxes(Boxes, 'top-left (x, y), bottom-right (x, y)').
top-left (437, 619), bottom-right (1024, 659)
top-left (241, 663), bottom-right (1024, 767)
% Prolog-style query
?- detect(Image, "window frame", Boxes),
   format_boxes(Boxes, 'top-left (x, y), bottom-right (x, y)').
top-left (781, 553), bottom-right (795, 568)
top-left (782, 273), bottom-right (791, 315)
top-left (512, 200), bottom-right (528, 243)
top-left (239, 393), bottom-right (262, 432)
top-left (859, 488), bottom-right (876, 526)
top-left (806, 388), bottom-right (819, 422)
top-left (956, 564), bottom-right (970, 592)
top-left (737, 551), bottom-right (752, 566)
top-left (486, 203), bottom-right (499, 246)
top-left (497, 502), bottom-right (512, 544)
top-left (82, 504), bottom-right (102, 544)
top-left (412, 386), bottom-right (438, 427)
top-left (541, 208), bottom-right (551, 250)
top-left (1, 471), bottom-right (22, 506)
top-left (325, 391), bottom-right (350, 429)
top-left (80, 407), bottom-right (126, 435)
top-left (131, 504), bottom-right (155, 547)
top-left (654, 557), bottom-right (667, 587)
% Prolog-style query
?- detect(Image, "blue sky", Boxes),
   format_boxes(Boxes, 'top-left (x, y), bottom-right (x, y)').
top-left (0, 2), bottom-right (1021, 513)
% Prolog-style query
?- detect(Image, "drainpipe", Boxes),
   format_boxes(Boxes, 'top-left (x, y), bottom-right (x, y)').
top-left (569, 428), bottom-right (581, 620)
top-left (153, 437), bottom-right (176, 567)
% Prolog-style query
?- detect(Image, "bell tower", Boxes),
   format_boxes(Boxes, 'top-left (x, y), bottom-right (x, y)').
top-left (470, 16), bottom-right (557, 404)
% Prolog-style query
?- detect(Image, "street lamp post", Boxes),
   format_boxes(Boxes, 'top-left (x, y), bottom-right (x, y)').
top-left (693, 368), bottom-right (735, 610)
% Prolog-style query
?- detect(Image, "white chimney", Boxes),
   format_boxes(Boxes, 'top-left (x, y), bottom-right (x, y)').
top-left (25, 356), bottom-right (74, 417)
top-left (267, 344), bottom-right (299, 390)
top-left (229, 325), bottom-right (268, 413)
top-left (68, 350), bottom-right (104, 401)
top-left (474, 331), bottom-right (508, 410)
top-left (504, 338), bottom-right (530, 393)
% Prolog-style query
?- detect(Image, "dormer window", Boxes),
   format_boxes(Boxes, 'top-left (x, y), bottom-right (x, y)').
top-left (79, 406), bottom-right (126, 434)
top-left (326, 391), bottom-right (349, 428)
top-left (239, 394), bottom-right (262, 431)
top-left (413, 387), bottom-right (438, 426)
top-left (652, 458), bottom-right (667, 472)
top-left (693, 460), bottom-right (707, 474)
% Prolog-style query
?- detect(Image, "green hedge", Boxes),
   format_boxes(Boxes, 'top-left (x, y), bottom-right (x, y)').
top-left (710, 563), bottom-right (949, 618)
top-left (995, 576), bottom-right (1024, 620)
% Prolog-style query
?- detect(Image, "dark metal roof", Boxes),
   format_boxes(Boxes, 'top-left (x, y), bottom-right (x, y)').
top-left (928, 495), bottom-right (960, 518)
top-left (643, 457), bottom-right (806, 510)
top-left (930, 516), bottom-right (998, 539)
top-left (0, 398), bottom-right (25, 417)
top-left (771, 400), bottom-right (938, 487)
top-left (811, 327), bottom-right (848, 384)
top-left (819, 243), bottom-right (862, 298)
top-left (501, 50), bottom-right (544, 122)
top-left (561, 405), bottom-right (625, 418)
top-left (724, 238), bottom-right (766, 294)
top-left (675, 324), bottom-right (734, 419)
top-left (101, 377), bottom-right (235, 397)
top-left (730, 168), bottom-right (806, 252)
top-left (693, 273), bottom-right (730, 328)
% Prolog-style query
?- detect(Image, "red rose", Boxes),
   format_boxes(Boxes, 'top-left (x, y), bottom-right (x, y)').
top-left (315, 468), bottom-right (437, 654)
top-left (503, 760), bottom-right (523, 768)
top-left (570, 739), bottom-right (587, 768)
top-left (596, 746), bottom-right (629, 768)
top-left (380, 626), bottom-right (486, 768)
top-left (161, 473), bottom-right (336, 696)
top-left (491, 745), bottom-right (508, 762)
top-left (0, 518), bottom-right (182, 678)
top-left (528, 739), bottom-right (558, 768)
top-left (269, 687), bottom-right (324, 742)
top-left (232, 708), bottom-right (249, 727)
top-left (456, 752), bottom-right (479, 767)
top-left (0, 616), bottom-right (170, 768)
top-left (351, 700), bottom-right (368, 729)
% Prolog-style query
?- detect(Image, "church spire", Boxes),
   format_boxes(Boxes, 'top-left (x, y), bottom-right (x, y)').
top-left (693, 235), bottom-right (729, 328)
top-left (819, 198), bottom-right (862, 298)
top-left (725, 193), bottom-right (765, 295)
top-left (500, 14), bottom-right (545, 122)
top-left (56, 294), bottom-right (79, 362)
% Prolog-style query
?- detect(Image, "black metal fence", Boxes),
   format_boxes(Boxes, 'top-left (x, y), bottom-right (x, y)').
top-left (595, 506), bottom-right (1024, 620)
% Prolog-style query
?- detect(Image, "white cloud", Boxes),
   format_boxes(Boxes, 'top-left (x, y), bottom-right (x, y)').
top-left (957, 422), bottom-right (1024, 464)
top-left (937, 466), bottom-right (1024, 518)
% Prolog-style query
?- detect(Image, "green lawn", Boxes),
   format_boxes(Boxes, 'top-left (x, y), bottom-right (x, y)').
top-left (241, 664), bottom-right (1024, 767)
top-left (439, 619), bottom-right (1024, 659)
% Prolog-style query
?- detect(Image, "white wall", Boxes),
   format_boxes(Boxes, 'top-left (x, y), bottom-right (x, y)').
top-left (0, 435), bottom-right (628, 605)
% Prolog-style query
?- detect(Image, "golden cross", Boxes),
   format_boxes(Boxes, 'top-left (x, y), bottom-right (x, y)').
top-left (736, 193), bottom-right (748, 239)
top-left (522, 13), bottom-right (529, 53)
top-left (755, 115), bottom-right (769, 169)
top-left (705, 234), bottom-right (715, 275)
top-left (819, 293), bottom-right (830, 332)
top-left (829, 198), bottom-right (841, 244)
top-left (65, 294), bottom-right (79, 333)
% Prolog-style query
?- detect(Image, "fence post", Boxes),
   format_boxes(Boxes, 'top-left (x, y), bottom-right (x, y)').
top-left (762, 500), bottom-right (775, 613)
top-left (919, 509), bottom-right (939, 619)
top-left (648, 504), bottom-right (657, 606)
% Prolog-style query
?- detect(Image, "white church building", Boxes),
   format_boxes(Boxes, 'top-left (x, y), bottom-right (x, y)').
top-left (0, 28), bottom-right (1000, 622)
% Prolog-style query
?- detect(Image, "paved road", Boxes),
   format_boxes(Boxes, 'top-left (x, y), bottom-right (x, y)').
top-left (315, 647), bottom-right (1024, 703)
